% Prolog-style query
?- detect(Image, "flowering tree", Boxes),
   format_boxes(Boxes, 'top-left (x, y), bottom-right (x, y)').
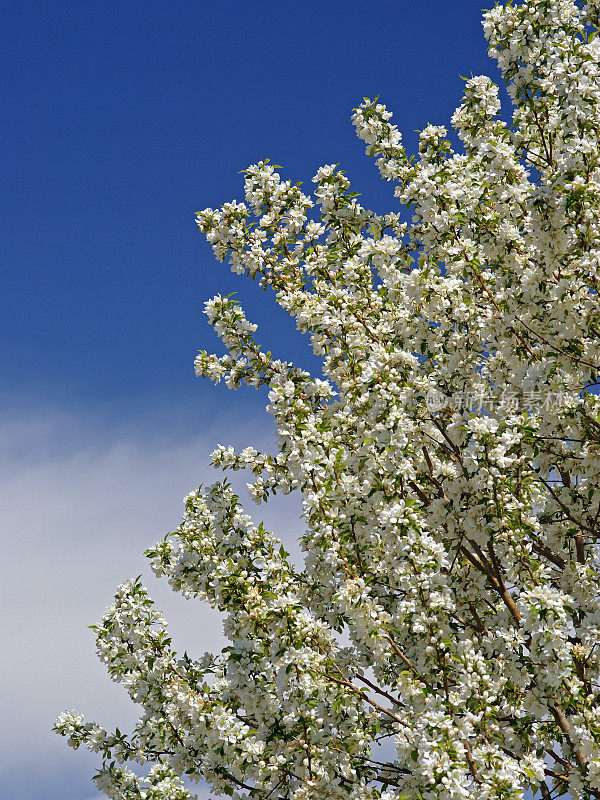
top-left (55, 1), bottom-right (600, 798)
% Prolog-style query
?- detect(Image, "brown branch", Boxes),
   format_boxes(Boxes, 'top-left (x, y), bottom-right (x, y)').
top-left (487, 541), bottom-right (522, 625)
top-left (409, 480), bottom-right (431, 507)
top-left (355, 673), bottom-right (404, 709)
top-left (384, 631), bottom-right (429, 686)
top-left (323, 670), bottom-right (409, 728)
top-left (464, 741), bottom-right (482, 784)
top-left (537, 476), bottom-right (595, 536)
top-left (550, 701), bottom-right (589, 777)
top-left (460, 541), bottom-right (521, 625)
top-left (530, 539), bottom-right (566, 570)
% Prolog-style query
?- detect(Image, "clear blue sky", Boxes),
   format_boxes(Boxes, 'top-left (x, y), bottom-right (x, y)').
top-left (1, 2), bottom-right (503, 799)
top-left (1, 0), bottom-right (497, 417)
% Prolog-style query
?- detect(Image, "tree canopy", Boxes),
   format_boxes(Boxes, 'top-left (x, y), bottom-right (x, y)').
top-left (56, 1), bottom-right (600, 798)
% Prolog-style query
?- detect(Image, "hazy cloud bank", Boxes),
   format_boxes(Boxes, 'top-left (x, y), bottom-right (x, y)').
top-left (0, 404), bottom-right (302, 800)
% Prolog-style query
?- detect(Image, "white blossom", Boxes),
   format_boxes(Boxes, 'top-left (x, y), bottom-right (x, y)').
top-left (57, 2), bottom-right (600, 798)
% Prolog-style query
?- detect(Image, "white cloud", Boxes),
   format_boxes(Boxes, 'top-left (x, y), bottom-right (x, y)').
top-left (0, 404), bottom-right (302, 800)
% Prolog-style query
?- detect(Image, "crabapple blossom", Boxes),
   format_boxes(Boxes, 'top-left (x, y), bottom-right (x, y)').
top-left (56, 1), bottom-right (600, 797)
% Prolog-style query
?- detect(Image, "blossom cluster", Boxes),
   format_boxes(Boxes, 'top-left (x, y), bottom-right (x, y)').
top-left (57, 1), bottom-right (600, 798)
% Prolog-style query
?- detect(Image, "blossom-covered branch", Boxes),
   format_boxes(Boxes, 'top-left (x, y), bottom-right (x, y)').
top-left (57, 1), bottom-right (600, 798)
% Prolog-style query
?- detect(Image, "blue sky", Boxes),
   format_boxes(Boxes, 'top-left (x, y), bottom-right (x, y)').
top-left (2, 0), bottom-right (496, 414)
top-left (1, 1), bottom-right (503, 798)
